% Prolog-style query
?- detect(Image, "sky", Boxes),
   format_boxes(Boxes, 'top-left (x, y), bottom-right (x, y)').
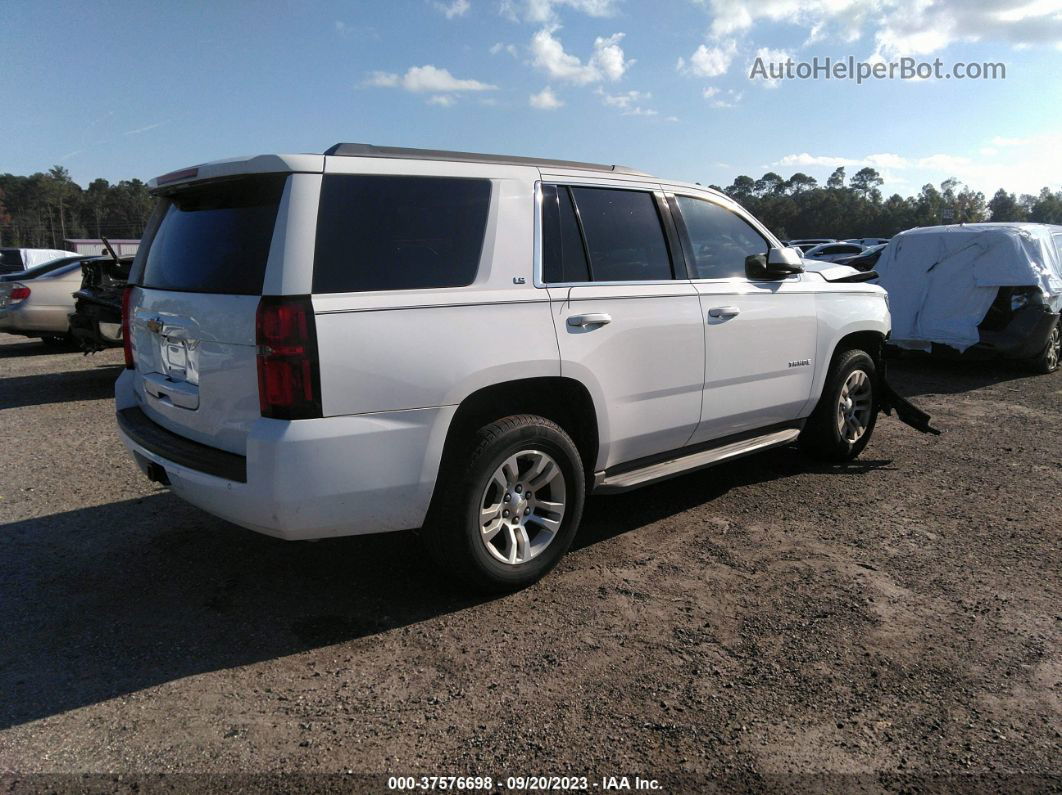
top-left (3, 0), bottom-right (1062, 199)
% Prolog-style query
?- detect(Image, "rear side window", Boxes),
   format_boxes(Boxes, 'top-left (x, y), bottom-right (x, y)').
top-left (313, 175), bottom-right (491, 293)
top-left (136, 175), bottom-right (286, 294)
top-left (675, 196), bottom-right (768, 279)
top-left (541, 184), bottom-right (590, 284)
top-left (570, 187), bottom-right (673, 282)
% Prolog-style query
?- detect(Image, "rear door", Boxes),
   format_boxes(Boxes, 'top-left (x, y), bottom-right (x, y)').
top-left (127, 175), bottom-right (288, 455)
top-left (541, 182), bottom-right (704, 469)
top-left (669, 193), bottom-right (817, 444)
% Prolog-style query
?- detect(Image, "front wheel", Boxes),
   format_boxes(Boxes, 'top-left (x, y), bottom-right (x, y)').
top-left (799, 349), bottom-right (879, 461)
top-left (424, 415), bottom-right (585, 593)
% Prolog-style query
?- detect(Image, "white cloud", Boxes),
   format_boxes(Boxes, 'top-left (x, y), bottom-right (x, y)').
top-left (706, 88), bottom-right (743, 108)
top-left (364, 65), bottom-right (497, 93)
top-left (691, 0), bottom-right (1062, 59)
top-left (530, 86), bottom-right (565, 109)
top-left (434, 0), bottom-right (471, 18)
top-left (596, 87), bottom-right (658, 115)
top-left (503, 0), bottom-right (619, 23)
top-left (773, 135), bottom-right (1062, 196)
top-left (677, 39), bottom-right (737, 78)
top-left (490, 41), bottom-right (520, 56)
top-left (530, 27), bottom-right (632, 84)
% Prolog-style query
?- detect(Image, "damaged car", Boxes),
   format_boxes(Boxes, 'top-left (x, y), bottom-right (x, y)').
top-left (875, 223), bottom-right (1062, 374)
top-left (69, 241), bottom-right (132, 351)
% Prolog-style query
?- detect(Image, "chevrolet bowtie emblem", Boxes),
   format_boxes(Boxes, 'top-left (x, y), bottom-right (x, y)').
top-left (146, 318), bottom-right (164, 334)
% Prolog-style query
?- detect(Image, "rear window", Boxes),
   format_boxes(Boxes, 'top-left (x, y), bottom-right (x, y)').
top-left (0, 250), bottom-right (23, 273)
top-left (312, 175), bottom-right (491, 293)
top-left (135, 175), bottom-right (286, 294)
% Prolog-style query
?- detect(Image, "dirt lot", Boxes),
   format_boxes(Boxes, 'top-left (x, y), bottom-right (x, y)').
top-left (0, 332), bottom-right (1058, 790)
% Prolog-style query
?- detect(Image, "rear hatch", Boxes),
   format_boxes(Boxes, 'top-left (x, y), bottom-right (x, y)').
top-left (128, 175), bottom-right (287, 455)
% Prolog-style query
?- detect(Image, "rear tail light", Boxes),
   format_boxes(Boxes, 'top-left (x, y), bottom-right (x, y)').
top-left (9, 285), bottom-right (30, 301)
top-left (256, 296), bottom-right (322, 420)
top-left (121, 286), bottom-right (134, 369)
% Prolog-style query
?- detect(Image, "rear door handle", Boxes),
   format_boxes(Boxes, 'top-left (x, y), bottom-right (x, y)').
top-left (708, 306), bottom-right (741, 319)
top-left (567, 313), bottom-right (612, 328)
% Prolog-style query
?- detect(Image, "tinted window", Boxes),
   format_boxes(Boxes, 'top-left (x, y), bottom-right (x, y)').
top-left (569, 187), bottom-right (673, 282)
top-left (137, 175), bottom-right (286, 294)
top-left (313, 175), bottom-right (491, 293)
top-left (541, 184), bottom-right (590, 283)
top-left (0, 249), bottom-right (24, 274)
top-left (675, 196), bottom-right (768, 279)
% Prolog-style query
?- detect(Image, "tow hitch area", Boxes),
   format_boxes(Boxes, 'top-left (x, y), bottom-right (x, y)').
top-left (879, 379), bottom-right (941, 435)
top-left (146, 461), bottom-right (171, 486)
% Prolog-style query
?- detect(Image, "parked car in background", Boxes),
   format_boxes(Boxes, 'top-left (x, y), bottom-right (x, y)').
top-left (0, 254), bottom-right (89, 283)
top-left (70, 252), bottom-right (132, 351)
top-left (0, 260), bottom-right (109, 346)
top-left (802, 241), bottom-right (866, 263)
top-left (876, 223), bottom-right (1062, 373)
top-left (787, 238), bottom-right (836, 253)
top-left (0, 248), bottom-right (79, 275)
top-left (836, 243), bottom-right (888, 272)
top-left (114, 143), bottom-right (936, 592)
top-left (844, 237), bottom-right (891, 248)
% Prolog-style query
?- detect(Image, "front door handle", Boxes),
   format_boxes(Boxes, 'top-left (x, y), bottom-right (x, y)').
top-left (567, 313), bottom-right (612, 328)
top-left (708, 306), bottom-right (741, 319)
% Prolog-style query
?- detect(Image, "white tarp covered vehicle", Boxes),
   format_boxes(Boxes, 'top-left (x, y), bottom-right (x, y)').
top-left (875, 223), bottom-right (1062, 373)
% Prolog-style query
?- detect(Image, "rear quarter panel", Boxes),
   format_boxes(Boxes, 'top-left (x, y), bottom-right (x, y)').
top-left (311, 164), bottom-right (559, 416)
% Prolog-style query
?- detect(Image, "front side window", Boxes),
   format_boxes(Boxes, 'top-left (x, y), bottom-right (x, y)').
top-left (313, 174), bottom-right (491, 294)
top-left (569, 187), bottom-right (673, 282)
top-left (676, 196), bottom-right (769, 279)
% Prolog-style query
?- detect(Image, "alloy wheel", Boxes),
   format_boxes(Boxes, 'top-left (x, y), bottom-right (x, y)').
top-left (478, 450), bottom-right (566, 566)
top-left (836, 369), bottom-right (873, 443)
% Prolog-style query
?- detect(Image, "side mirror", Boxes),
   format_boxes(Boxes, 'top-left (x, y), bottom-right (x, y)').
top-left (746, 247), bottom-right (804, 280)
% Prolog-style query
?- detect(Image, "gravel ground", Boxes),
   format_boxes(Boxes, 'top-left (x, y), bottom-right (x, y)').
top-left (0, 332), bottom-right (1059, 791)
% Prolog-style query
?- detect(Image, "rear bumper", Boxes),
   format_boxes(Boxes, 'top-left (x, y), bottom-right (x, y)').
top-left (115, 370), bottom-right (455, 540)
top-left (916, 308), bottom-right (1060, 361)
top-left (975, 307), bottom-right (1059, 359)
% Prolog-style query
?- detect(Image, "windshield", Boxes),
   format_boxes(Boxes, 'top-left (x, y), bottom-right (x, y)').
top-left (133, 175), bottom-right (286, 295)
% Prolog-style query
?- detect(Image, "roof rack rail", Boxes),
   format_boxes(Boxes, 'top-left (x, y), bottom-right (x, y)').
top-left (323, 143), bottom-right (647, 176)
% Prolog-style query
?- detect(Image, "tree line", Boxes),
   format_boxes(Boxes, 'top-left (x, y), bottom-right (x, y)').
top-left (709, 166), bottom-right (1062, 241)
top-left (1, 163), bottom-right (1060, 250)
top-left (0, 166), bottom-right (153, 248)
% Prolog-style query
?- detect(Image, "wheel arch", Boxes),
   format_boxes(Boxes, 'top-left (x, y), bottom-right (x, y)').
top-left (428, 376), bottom-right (601, 509)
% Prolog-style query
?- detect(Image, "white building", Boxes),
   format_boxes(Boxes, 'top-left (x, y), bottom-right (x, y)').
top-left (64, 238), bottom-right (140, 257)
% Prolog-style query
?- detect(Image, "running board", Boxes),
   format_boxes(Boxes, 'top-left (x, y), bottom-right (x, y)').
top-left (594, 428), bottom-right (801, 494)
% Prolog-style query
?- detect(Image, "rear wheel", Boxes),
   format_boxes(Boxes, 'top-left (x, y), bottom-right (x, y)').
top-left (800, 348), bottom-right (879, 461)
top-left (1029, 320), bottom-right (1060, 374)
top-left (424, 414), bottom-right (585, 593)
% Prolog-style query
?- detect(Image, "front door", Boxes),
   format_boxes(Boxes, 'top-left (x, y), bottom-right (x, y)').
top-left (669, 193), bottom-right (817, 444)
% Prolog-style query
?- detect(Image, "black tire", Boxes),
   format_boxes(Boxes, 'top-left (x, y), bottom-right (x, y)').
top-left (799, 348), bottom-right (879, 462)
top-left (1028, 320), bottom-right (1060, 375)
top-left (423, 414), bottom-right (585, 593)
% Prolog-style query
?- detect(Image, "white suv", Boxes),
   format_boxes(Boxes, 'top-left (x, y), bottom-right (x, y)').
top-left (115, 144), bottom-right (934, 591)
